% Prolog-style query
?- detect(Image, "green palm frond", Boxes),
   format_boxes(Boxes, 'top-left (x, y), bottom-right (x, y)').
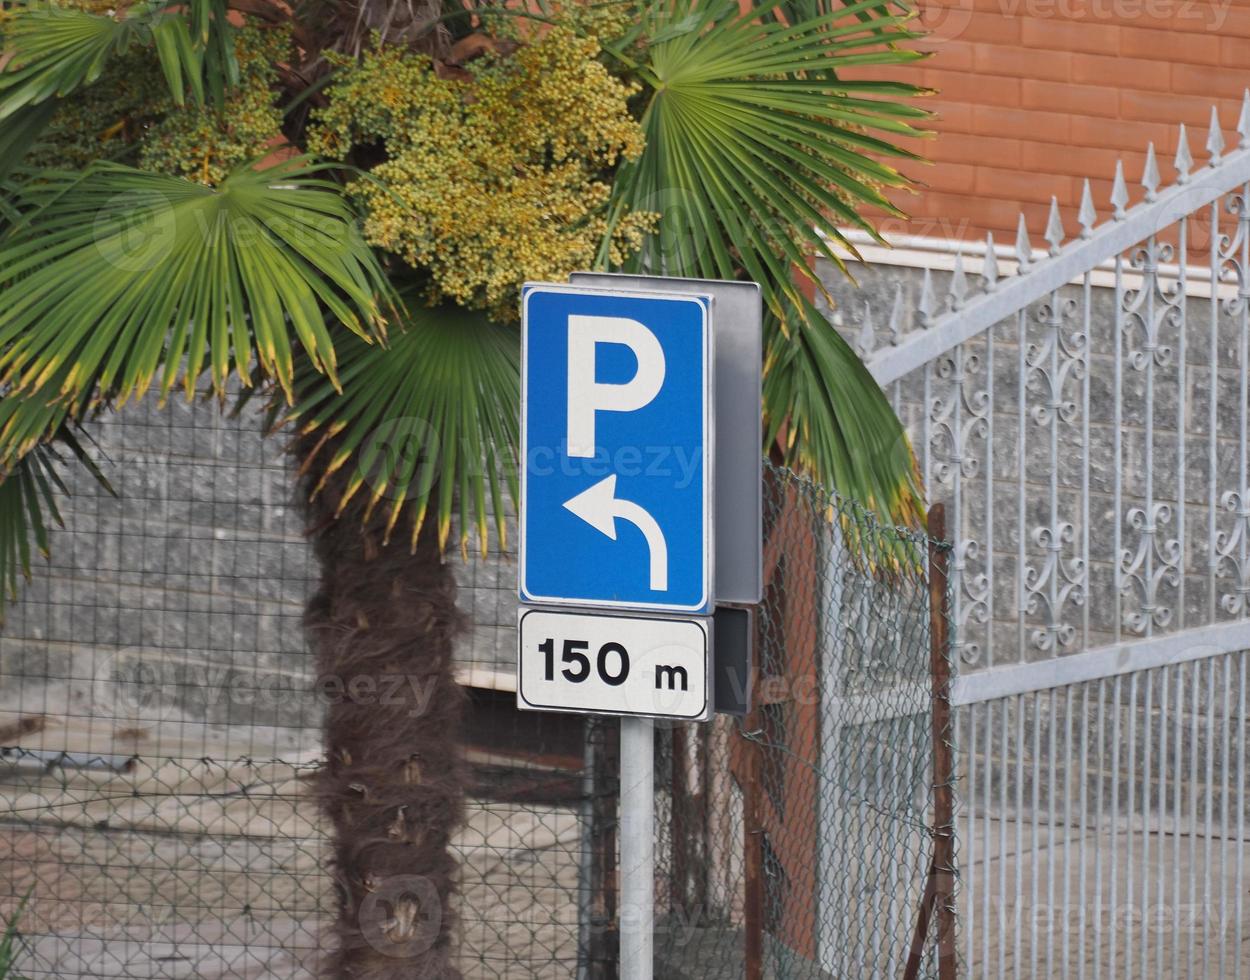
top-left (0, 450), bottom-right (49, 613)
top-left (606, 0), bottom-right (928, 285)
top-left (0, 160), bottom-right (393, 416)
top-left (764, 299), bottom-right (921, 526)
top-left (0, 417), bottom-right (112, 620)
top-left (0, 4), bottom-right (144, 121)
top-left (172, 0), bottom-right (240, 106)
top-left (0, 0), bottom-right (236, 117)
top-left (0, 103), bottom-right (56, 182)
top-left (0, 381), bottom-right (68, 473)
top-left (287, 304), bottom-right (520, 556)
top-left (605, 0), bottom-right (928, 523)
top-left (762, 0), bottom-right (911, 33)
top-left (150, 9), bottom-right (206, 106)
top-left (0, 0), bottom-right (239, 174)
top-left (0, 888), bottom-right (32, 978)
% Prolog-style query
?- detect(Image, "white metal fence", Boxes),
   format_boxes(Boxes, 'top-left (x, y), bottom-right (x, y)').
top-left (958, 656), bottom-right (1247, 979)
top-left (861, 98), bottom-right (1250, 976)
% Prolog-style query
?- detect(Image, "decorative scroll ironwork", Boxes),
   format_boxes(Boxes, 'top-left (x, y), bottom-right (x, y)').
top-left (1022, 294), bottom-right (1087, 652)
top-left (1118, 238), bottom-right (1183, 634)
top-left (855, 101), bottom-right (1250, 669)
top-left (1214, 191), bottom-right (1250, 615)
top-left (929, 340), bottom-right (991, 663)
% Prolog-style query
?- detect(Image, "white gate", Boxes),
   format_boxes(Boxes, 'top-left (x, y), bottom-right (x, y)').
top-left (862, 98), bottom-right (1250, 977)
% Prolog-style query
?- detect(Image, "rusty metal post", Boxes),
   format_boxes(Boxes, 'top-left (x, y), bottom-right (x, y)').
top-left (904, 504), bottom-right (958, 980)
top-left (740, 460), bottom-right (777, 980)
top-left (743, 753), bottom-right (764, 980)
top-left (742, 657), bottom-right (765, 980)
top-left (928, 505), bottom-right (958, 980)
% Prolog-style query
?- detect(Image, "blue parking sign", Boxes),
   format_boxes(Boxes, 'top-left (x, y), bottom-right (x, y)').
top-left (520, 284), bottom-right (712, 613)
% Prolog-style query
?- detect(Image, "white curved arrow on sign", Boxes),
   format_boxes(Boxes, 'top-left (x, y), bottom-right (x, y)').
top-left (562, 475), bottom-right (669, 592)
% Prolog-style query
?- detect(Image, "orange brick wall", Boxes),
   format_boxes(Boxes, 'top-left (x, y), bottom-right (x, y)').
top-left (845, 0), bottom-right (1250, 244)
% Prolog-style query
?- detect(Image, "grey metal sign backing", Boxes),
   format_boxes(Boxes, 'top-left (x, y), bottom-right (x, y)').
top-left (569, 272), bottom-right (763, 606)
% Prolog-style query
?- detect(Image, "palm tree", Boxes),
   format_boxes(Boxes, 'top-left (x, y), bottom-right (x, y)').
top-left (0, 0), bottom-right (928, 975)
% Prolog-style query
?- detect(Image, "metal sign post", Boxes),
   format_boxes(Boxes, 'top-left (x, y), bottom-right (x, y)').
top-left (516, 276), bottom-right (762, 980)
top-left (619, 716), bottom-right (654, 980)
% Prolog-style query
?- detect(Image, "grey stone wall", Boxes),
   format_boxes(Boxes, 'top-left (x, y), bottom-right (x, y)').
top-left (6, 253), bottom-right (1243, 752)
top-left (453, 508), bottom-right (519, 680)
top-left (0, 394), bottom-right (519, 759)
top-left (813, 258), bottom-right (1250, 856)
top-left (815, 255), bottom-right (1250, 671)
top-left (0, 396), bottom-right (321, 757)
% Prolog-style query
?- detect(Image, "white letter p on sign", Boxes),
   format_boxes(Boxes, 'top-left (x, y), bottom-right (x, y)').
top-left (566, 315), bottom-right (665, 459)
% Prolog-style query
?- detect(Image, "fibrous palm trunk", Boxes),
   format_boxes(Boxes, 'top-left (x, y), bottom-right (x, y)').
top-left (303, 460), bottom-right (465, 979)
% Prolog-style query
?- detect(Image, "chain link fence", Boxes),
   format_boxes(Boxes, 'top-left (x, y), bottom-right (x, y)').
top-left (651, 469), bottom-right (955, 980)
top-left (0, 397), bottom-right (954, 978)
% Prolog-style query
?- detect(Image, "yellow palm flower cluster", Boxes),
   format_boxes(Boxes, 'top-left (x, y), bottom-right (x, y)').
top-left (138, 25), bottom-right (289, 185)
top-left (309, 29), bottom-right (655, 321)
top-left (24, 49), bottom-right (168, 170)
top-left (28, 23), bottom-right (287, 185)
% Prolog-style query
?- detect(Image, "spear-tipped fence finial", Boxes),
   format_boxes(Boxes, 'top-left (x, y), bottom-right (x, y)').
top-left (1175, 123), bottom-right (1193, 185)
top-left (1015, 213), bottom-right (1032, 272)
top-left (917, 267), bottom-right (936, 329)
top-left (1045, 197), bottom-right (1064, 256)
top-left (949, 251), bottom-right (968, 310)
top-left (1078, 180), bottom-right (1097, 238)
top-left (1208, 105), bottom-right (1226, 165)
top-left (856, 301), bottom-right (875, 357)
top-left (1111, 160), bottom-right (1129, 220)
top-left (888, 283), bottom-right (905, 345)
top-left (983, 233), bottom-right (1000, 292)
top-left (1142, 142), bottom-right (1161, 202)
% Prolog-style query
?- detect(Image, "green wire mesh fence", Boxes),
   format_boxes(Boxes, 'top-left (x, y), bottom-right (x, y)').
top-left (649, 468), bottom-right (956, 980)
top-left (0, 396), bottom-right (954, 978)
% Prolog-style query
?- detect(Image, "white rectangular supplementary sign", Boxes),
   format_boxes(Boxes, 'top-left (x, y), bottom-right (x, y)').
top-left (519, 283), bottom-right (713, 614)
top-left (516, 608), bottom-right (710, 721)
